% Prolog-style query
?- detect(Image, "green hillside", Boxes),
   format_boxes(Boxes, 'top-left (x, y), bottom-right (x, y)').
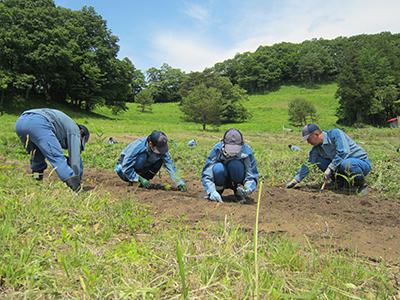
top-left (92, 83), bottom-right (340, 135)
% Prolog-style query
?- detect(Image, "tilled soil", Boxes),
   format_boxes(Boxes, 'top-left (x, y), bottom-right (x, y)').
top-left (79, 167), bottom-right (400, 263)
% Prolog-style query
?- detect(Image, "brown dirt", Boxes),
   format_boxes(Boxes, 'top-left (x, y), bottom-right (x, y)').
top-left (78, 167), bottom-right (400, 263)
top-left (4, 156), bottom-right (399, 263)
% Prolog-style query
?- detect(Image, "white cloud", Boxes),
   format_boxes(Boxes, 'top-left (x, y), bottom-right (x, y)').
top-left (146, 0), bottom-right (400, 72)
top-left (183, 2), bottom-right (211, 24)
top-left (150, 32), bottom-right (237, 72)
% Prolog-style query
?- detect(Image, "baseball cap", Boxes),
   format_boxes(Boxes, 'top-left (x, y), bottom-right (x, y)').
top-left (301, 123), bottom-right (319, 142)
top-left (149, 131), bottom-right (169, 154)
top-left (78, 124), bottom-right (90, 150)
top-left (223, 129), bottom-right (243, 153)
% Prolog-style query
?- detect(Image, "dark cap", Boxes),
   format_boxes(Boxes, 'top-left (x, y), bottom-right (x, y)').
top-left (78, 124), bottom-right (90, 150)
top-left (301, 123), bottom-right (319, 142)
top-left (149, 130), bottom-right (169, 154)
top-left (223, 128), bottom-right (243, 153)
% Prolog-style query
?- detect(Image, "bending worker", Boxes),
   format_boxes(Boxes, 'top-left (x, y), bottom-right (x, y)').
top-left (15, 108), bottom-right (90, 192)
top-left (202, 128), bottom-right (258, 203)
top-left (115, 130), bottom-right (187, 191)
top-left (285, 123), bottom-right (371, 195)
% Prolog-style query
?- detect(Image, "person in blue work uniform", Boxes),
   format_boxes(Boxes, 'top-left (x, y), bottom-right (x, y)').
top-left (15, 108), bottom-right (90, 192)
top-left (107, 137), bottom-right (118, 144)
top-left (115, 130), bottom-right (187, 191)
top-left (288, 144), bottom-right (301, 151)
top-left (285, 123), bottom-right (371, 196)
top-left (201, 128), bottom-right (258, 203)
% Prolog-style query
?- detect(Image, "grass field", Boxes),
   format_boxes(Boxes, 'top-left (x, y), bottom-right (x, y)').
top-left (1, 83), bottom-right (400, 298)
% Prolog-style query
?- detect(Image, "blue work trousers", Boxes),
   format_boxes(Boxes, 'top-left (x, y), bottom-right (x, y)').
top-left (135, 153), bottom-right (163, 180)
top-left (15, 113), bottom-right (76, 181)
top-left (316, 157), bottom-right (371, 178)
top-left (212, 160), bottom-right (245, 190)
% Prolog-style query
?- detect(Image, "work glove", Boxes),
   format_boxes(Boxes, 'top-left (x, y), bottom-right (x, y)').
top-left (323, 168), bottom-right (332, 181)
top-left (210, 190), bottom-right (223, 203)
top-left (237, 187), bottom-right (252, 196)
top-left (138, 175), bottom-right (151, 188)
top-left (285, 179), bottom-right (298, 189)
top-left (178, 183), bottom-right (187, 192)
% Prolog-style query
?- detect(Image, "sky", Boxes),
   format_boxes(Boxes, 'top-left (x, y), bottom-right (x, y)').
top-left (53, 0), bottom-right (400, 73)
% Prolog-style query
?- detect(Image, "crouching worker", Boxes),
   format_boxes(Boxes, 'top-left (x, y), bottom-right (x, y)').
top-left (115, 131), bottom-right (187, 191)
top-left (15, 108), bottom-right (90, 192)
top-left (201, 129), bottom-right (258, 203)
top-left (285, 124), bottom-right (371, 196)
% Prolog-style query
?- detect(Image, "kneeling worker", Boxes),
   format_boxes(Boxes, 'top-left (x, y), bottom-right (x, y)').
top-left (201, 128), bottom-right (258, 203)
top-left (285, 124), bottom-right (371, 196)
top-left (115, 131), bottom-right (187, 191)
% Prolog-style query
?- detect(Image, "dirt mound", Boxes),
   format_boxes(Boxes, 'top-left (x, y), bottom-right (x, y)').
top-left (81, 168), bottom-right (400, 263)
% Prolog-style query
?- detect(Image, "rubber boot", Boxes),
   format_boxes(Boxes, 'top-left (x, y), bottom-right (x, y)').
top-left (325, 173), bottom-right (344, 190)
top-left (63, 175), bottom-right (82, 192)
top-left (32, 169), bottom-right (45, 181)
top-left (354, 176), bottom-right (369, 196)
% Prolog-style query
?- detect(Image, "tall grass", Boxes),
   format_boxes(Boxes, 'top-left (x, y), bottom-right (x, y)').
top-left (1, 83), bottom-right (400, 298)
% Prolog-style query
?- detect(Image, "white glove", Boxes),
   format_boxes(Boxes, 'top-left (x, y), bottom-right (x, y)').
top-left (237, 187), bottom-right (251, 196)
top-left (210, 190), bottom-right (223, 203)
top-left (324, 168), bottom-right (332, 181)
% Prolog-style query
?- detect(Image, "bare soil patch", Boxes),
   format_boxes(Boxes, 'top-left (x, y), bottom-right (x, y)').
top-left (75, 167), bottom-right (400, 263)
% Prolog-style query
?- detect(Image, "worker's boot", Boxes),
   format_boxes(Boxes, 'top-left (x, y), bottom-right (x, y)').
top-left (63, 175), bottom-right (82, 192)
top-left (32, 169), bottom-right (45, 181)
top-left (325, 172), bottom-right (344, 190)
top-left (354, 176), bottom-right (369, 197)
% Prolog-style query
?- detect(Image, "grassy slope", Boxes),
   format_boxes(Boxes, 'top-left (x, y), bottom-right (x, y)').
top-left (92, 83), bottom-right (340, 134)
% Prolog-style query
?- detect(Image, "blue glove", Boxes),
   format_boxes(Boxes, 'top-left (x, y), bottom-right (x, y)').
top-left (210, 190), bottom-right (223, 203)
top-left (237, 187), bottom-right (251, 196)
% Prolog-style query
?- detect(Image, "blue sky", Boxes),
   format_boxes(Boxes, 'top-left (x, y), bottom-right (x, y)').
top-left (54, 0), bottom-right (400, 73)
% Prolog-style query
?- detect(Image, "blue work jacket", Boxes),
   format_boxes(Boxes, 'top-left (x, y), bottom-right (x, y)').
top-left (202, 142), bottom-right (258, 195)
top-left (294, 128), bottom-right (369, 182)
top-left (116, 137), bottom-right (184, 186)
top-left (22, 108), bottom-right (83, 178)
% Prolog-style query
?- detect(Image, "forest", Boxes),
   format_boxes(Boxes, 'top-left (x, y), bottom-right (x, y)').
top-left (1, 0), bottom-right (400, 126)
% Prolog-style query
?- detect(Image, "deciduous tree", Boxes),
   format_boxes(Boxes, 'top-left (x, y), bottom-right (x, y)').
top-left (135, 89), bottom-right (154, 112)
top-left (288, 98), bottom-right (318, 125)
top-left (180, 83), bottom-right (224, 130)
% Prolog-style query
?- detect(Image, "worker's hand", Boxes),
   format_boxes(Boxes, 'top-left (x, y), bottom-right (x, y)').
top-left (285, 179), bottom-right (298, 189)
top-left (138, 176), bottom-right (151, 188)
top-left (237, 187), bottom-right (251, 196)
top-left (210, 190), bottom-right (223, 203)
top-left (323, 168), bottom-right (332, 181)
top-left (178, 183), bottom-right (187, 192)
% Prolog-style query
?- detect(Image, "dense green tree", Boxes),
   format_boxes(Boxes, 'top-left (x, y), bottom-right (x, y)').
top-left (0, 1), bottom-right (135, 112)
top-left (146, 63), bottom-right (186, 103)
top-left (298, 52), bottom-right (324, 88)
top-left (180, 83), bottom-right (224, 130)
top-left (135, 89), bottom-right (154, 112)
top-left (179, 68), bottom-right (251, 123)
top-left (335, 43), bottom-right (375, 125)
top-left (288, 98), bottom-right (318, 125)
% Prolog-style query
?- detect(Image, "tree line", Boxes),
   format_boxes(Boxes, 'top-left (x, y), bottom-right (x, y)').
top-left (1, 0), bottom-right (400, 126)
